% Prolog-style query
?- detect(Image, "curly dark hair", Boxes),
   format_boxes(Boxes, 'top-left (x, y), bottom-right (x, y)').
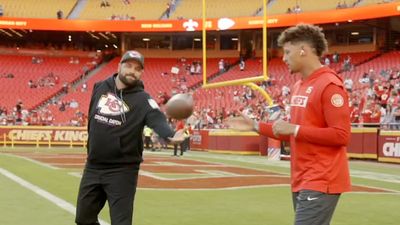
top-left (277, 24), bottom-right (328, 57)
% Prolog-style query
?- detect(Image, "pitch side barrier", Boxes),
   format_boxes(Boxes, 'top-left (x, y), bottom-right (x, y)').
top-left (0, 126), bottom-right (398, 163)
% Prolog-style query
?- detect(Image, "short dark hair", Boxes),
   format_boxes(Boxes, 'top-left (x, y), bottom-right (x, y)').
top-left (277, 24), bottom-right (328, 57)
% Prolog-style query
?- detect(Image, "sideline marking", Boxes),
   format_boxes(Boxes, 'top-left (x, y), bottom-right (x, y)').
top-left (0, 168), bottom-right (110, 225)
top-left (3, 153), bottom-right (59, 170)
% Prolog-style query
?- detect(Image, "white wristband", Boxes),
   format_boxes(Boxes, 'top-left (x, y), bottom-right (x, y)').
top-left (294, 125), bottom-right (300, 137)
top-left (253, 120), bottom-right (259, 133)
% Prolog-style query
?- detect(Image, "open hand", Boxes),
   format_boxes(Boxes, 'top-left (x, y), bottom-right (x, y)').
top-left (225, 113), bottom-right (255, 131)
top-left (168, 129), bottom-right (185, 144)
top-left (272, 119), bottom-right (297, 136)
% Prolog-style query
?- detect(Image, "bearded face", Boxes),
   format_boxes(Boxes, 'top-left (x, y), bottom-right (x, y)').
top-left (117, 60), bottom-right (144, 88)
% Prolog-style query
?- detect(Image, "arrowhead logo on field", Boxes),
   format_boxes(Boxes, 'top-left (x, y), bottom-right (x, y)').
top-left (97, 93), bottom-right (129, 116)
top-left (183, 19), bottom-right (198, 31)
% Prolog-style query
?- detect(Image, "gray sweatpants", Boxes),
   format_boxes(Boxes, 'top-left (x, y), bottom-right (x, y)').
top-left (292, 190), bottom-right (340, 225)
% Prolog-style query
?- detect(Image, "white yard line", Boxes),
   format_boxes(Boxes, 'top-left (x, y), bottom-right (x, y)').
top-left (350, 170), bottom-right (400, 184)
top-left (138, 184), bottom-right (290, 191)
top-left (187, 152), bottom-right (400, 183)
top-left (3, 153), bottom-right (59, 170)
top-left (0, 168), bottom-right (110, 225)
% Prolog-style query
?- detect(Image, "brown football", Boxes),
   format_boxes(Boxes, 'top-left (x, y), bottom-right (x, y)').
top-left (165, 93), bottom-right (194, 120)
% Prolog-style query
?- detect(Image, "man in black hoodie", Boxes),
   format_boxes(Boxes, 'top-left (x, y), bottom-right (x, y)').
top-left (75, 50), bottom-right (185, 225)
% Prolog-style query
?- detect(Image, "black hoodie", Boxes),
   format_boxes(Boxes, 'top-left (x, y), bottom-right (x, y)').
top-left (86, 74), bottom-right (174, 169)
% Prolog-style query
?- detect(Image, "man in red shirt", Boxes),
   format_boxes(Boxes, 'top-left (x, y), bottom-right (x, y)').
top-left (227, 24), bottom-right (351, 225)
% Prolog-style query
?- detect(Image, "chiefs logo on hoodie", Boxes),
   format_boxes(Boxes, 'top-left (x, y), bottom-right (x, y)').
top-left (97, 93), bottom-right (129, 116)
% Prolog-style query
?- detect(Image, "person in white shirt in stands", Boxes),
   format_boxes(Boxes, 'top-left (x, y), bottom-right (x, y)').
top-left (344, 77), bottom-right (353, 93)
top-left (218, 59), bottom-right (225, 73)
top-left (239, 59), bottom-right (245, 71)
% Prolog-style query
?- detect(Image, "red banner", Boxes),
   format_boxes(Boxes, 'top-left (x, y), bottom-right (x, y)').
top-left (0, 126), bottom-right (87, 145)
top-left (0, 2), bottom-right (398, 32)
top-left (378, 131), bottom-right (400, 163)
top-left (190, 130), bottom-right (209, 151)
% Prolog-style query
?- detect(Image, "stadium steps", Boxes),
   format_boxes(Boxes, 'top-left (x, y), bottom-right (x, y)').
top-left (336, 51), bottom-right (383, 75)
top-left (33, 57), bottom-right (112, 112)
top-left (254, 0), bottom-right (275, 16)
top-left (67, 0), bottom-right (88, 19)
top-left (160, 0), bottom-right (182, 20)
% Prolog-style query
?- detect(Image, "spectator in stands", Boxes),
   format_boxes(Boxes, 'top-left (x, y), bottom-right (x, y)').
top-left (286, 7), bottom-right (292, 14)
top-left (227, 24), bottom-right (351, 225)
top-left (170, 0), bottom-right (176, 10)
top-left (370, 103), bottom-right (382, 127)
top-left (100, 0), bottom-right (110, 7)
top-left (218, 59), bottom-right (225, 73)
top-left (381, 104), bottom-right (394, 129)
top-left (190, 63), bottom-right (195, 75)
top-left (62, 82), bottom-right (69, 94)
top-left (70, 99), bottom-right (79, 109)
top-left (332, 52), bottom-right (340, 63)
top-left (165, 3), bottom-right (171, 19)
top-left (293, 5), bottom-right (302, 13)
top-left (28, 80), bottom-right (36, 88)
top-left (57, 10), bottom-right (63, 19)
top-left (0, 5), bottom-right (3, 16)
top-left (239, 59), bottom-right (245, 71)
top-left (350, 103), bottom-right (360, 125)
top-left (59, 101), bottom-right (66, 112)
top-left (81, 82), bottom-right (88, 92)
top-left (393, 105), bottom-right (400, 129)
top-left (324, 56), bottom-right (330, 66)
top-left (343, 55), bottom-right (352, 71)
top-left (195, 62), bottom-right (202, 74)
top-left (344, 76), bottom-right (353, 93)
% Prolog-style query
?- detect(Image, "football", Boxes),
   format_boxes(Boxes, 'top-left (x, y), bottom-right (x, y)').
top-left (165, 93), bottom-right (194, 120)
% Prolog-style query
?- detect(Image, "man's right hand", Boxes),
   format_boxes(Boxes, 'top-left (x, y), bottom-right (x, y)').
top-left (225, 114), bottom-right (256, 132)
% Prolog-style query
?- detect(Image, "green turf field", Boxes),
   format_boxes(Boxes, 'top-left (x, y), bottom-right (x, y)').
top-left (0, 147), bottom-right (399, 225)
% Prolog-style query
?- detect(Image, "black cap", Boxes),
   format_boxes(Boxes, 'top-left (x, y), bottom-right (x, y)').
top-left (120, 50), bottom-right (144, 68)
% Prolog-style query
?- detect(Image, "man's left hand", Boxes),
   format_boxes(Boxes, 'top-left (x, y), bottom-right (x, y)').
top-left (272, 119), bottom-right (297, 136)
top-left (168, 129), bottom-right (185, 144)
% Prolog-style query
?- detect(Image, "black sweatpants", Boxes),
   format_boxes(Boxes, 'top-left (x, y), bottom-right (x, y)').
top-left (292, 190), bottom-right (340, 225)
top-left (75, 167), bottom-right (139, 225)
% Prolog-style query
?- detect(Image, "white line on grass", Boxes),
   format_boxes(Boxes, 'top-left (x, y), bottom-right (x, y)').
top-left (0, 168), bottom-right (110, 225)
top-left (138, 184), bottom-right (290, 191)
top-left (2, 153), bottom-right (59, 170)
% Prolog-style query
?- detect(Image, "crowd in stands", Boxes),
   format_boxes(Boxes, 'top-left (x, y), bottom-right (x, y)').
top-left (0, 72), bottom-right (15, 79)
top-left (0, 100), bottom-right (53, 126)
top-left (110, 14), bottom-right (135, 20)
top-left (28, 72), bottom-right (60, 89)
top-left (1, 49), bottom-right (399, 130)
top-left (287, 5), bottom-right (302, 14)
top-left (0, 97), bottom-right (87, 126)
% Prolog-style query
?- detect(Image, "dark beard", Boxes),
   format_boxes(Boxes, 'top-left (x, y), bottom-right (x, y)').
top-left (118, 73), bottom-right (140, 88)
